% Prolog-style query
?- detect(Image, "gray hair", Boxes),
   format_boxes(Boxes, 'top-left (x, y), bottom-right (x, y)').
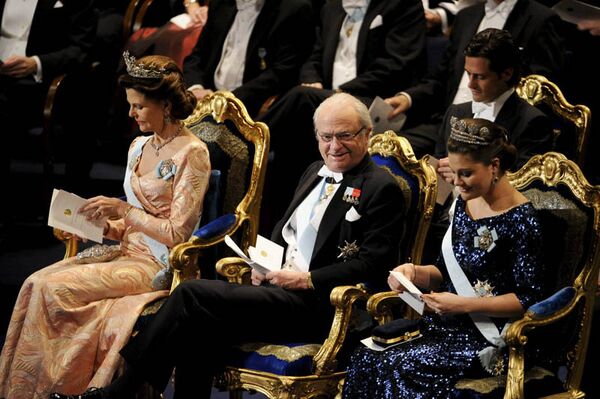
top-left (313, 93), bottom-right (373, 130)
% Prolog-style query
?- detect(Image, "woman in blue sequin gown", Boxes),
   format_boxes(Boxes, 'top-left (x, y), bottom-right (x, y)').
top-left (343, 118), bottom-right (548, 399)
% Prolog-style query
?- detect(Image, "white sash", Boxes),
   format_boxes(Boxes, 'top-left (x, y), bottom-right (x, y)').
top-left (441, 200), bottom-right (508, 374)
top-left (123, 136), bottom-right (170, 267)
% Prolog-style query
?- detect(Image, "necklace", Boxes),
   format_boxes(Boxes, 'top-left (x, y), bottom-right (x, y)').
top-left (151, 123), bottom-right (183, 156)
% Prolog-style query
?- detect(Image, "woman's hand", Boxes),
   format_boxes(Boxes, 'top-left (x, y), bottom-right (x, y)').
top-left (79, 196), bottom-right (131, 221)
top-left (421, 292), bottom-right (467, 315)
top-left (387, 263), bottom-right (417, 292)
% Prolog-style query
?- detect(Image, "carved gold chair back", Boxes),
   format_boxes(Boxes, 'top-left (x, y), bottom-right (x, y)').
top-left (516, 74), bottom-right (591, 168)
top-left (368, 131), bottom-right (437, 265)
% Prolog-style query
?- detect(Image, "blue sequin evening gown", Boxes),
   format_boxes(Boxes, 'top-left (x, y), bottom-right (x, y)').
top-left (343, 197), bottom-right (547, 399)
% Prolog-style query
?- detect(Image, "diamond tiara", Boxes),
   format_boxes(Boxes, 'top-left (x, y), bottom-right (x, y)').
top-left (449, 116), bottom-right (490, 146)
top-left (123, 51), bottom-right (165, 79)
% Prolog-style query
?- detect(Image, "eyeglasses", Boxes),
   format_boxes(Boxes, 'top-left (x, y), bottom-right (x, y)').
top-left (316, 126), bottom-right (366, 143)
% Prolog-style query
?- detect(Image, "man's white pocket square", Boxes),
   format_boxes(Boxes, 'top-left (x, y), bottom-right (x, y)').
top-left (345, 206), bottom-right (362, 222)
top-left (369, 15), bottom-right (383, 29)
top-left (54, 0), bottom-right (64, 7)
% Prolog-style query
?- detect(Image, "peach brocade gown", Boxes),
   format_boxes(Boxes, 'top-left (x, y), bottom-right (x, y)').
top-left (0, 136), bottom-right (210, 399)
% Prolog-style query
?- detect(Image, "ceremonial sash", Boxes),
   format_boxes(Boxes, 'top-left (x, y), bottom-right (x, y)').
top-left (441, 200), bottom-right (508, 374)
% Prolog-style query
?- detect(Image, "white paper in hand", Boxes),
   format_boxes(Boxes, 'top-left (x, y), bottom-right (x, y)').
top-left (48, 189), bottom-right (105, 243)
top-left (390, 271), bottom-right (425, 315)
top-left (369, 96), bottom-right (406, 134)
top-left (552, 0), bottom-right (600, 24)
top-left (224, 235), bottom-right (283, 275)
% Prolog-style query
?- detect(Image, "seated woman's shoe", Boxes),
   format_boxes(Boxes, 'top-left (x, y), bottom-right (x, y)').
top-left (49, 387), bottom-right (105, 399)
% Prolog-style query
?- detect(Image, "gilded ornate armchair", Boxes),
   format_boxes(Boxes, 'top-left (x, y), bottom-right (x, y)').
top-left (368, 152), bottom-right (600, 399)
top-left (516, 74), bottom-right (591, 168)
top-left (210, 132), bottom-right (437, 399)
top-left (56, 91), bottom-right (269, 290)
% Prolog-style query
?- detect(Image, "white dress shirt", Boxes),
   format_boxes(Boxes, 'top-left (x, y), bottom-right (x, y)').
top-left (281, 166), bottom-right (343, 272)
top-left (452, 0), bottom-right (518, 104)
top-left (0, 0), bottom-right (43, 81)
top-left (214, 0), bottom-right (264, 91)
top-left (332, 0), bottom-right (370, 89)
top-left (471, 87), bottom-right (514, 121)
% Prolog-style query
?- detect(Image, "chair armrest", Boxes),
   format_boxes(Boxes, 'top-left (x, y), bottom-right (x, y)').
top-left (503, 287), bottom-right (579, 399)
top-left (367, 290), bottom-right (404, 325)
top-left (505, 286), bottom-right (578, 346)
top-left (193, 214), bottom-right (237, 240)
top-left (53, 228), bottom-right (79, 260)
top-left (216, 257), bottom-right (252, 284)
top-left (312, 284), bottom-right (370, 375)
top-left (169, 214), bottom-right (243, 289)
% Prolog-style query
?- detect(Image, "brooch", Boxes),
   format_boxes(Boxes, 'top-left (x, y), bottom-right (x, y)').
top-left (337, 240), bottom-right (359, 260)
top-left (474, 225), bottom-right (498, 252)
top-left (473, 279), bottom-right (495, 297)
top-left (342, 187), bottom-right (361, 205)
top-left (155, 159), bottom-right (177, 180)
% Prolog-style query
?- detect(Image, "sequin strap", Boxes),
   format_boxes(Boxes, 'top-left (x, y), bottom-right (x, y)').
top-left (441, 199), bottom-right (508, 375)
top-left (124, 136), bottom-right (170, 268)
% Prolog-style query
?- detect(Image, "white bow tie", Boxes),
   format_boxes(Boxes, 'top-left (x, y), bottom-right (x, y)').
top-left (318, 165), bottom-right (344, 183)
top-left (471, 101), bottom-right (495, 117)
top-left (342, 0), bottom-right (369, 17)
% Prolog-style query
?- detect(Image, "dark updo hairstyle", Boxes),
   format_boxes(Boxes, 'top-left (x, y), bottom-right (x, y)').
top-left (447, 117), bottom-right (517, 173)
top-left (118, 53), bottom-right (197, 121)
top-left (464, 28), bottom-right (522, 87)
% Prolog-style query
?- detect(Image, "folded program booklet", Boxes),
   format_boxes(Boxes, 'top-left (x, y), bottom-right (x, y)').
top-left (390, 271), bottom-right (425, 315)
top-left (48, 189), bottom-right (106, 243)
top-left (224, 234), bottom-right (283, 275)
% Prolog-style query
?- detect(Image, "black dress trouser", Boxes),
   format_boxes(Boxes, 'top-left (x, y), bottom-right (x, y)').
top-left (120, 279), bottom-right (331, 398)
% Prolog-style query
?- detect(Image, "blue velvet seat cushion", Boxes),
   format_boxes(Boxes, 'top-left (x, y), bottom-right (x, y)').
top-left (227, 342), bottom-right (321, 376)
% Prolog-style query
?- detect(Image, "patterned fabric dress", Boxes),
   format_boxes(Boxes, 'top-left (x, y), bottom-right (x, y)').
top-left (343, 197), bottom-right (547, 399)
top-left (0, 136), bottom-right (210, 399)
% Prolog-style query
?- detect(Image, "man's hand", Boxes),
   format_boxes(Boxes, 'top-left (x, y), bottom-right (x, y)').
top-left (251, 269), bottom-right (267, 286)
top-left (425, 10), bottom-right (442, 31)
top-left (384, 94), bottom-right (410, 120)
top-left (265, 270), bottom-right (311, 290)
top-left (0, 56), bottom-right (37, 78)
top-left (577, 19), bottom-right (600, 36)
top-left (186, 3), bottom-right (208, 26)
top-left (436, 157), bottom-right (455, 184)
top-left (301, 82), bottom-right (323, 89)
top-left (190, 88), bottom-right (214, 101)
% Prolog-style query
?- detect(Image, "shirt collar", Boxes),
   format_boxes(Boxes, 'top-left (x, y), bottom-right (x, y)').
top-left (318, 165), bottom-right (344, 183)
top-left (484, 0), bottom-right (517, 18)
top-left (471, 87), bottom-right (514, 119)
top-left (236, 0), bottom-right (264, 12)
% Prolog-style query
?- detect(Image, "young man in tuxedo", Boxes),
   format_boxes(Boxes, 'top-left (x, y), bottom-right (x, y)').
top-left (384, 0), bottom-right (565, 158)
top-left (50, 93), bottom-right (406, 399)
top-left (434, 28), bottom-right (553, 182)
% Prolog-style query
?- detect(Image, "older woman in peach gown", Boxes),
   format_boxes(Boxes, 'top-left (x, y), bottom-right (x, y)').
top-left (0, 53), bottom-right (210, 399)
